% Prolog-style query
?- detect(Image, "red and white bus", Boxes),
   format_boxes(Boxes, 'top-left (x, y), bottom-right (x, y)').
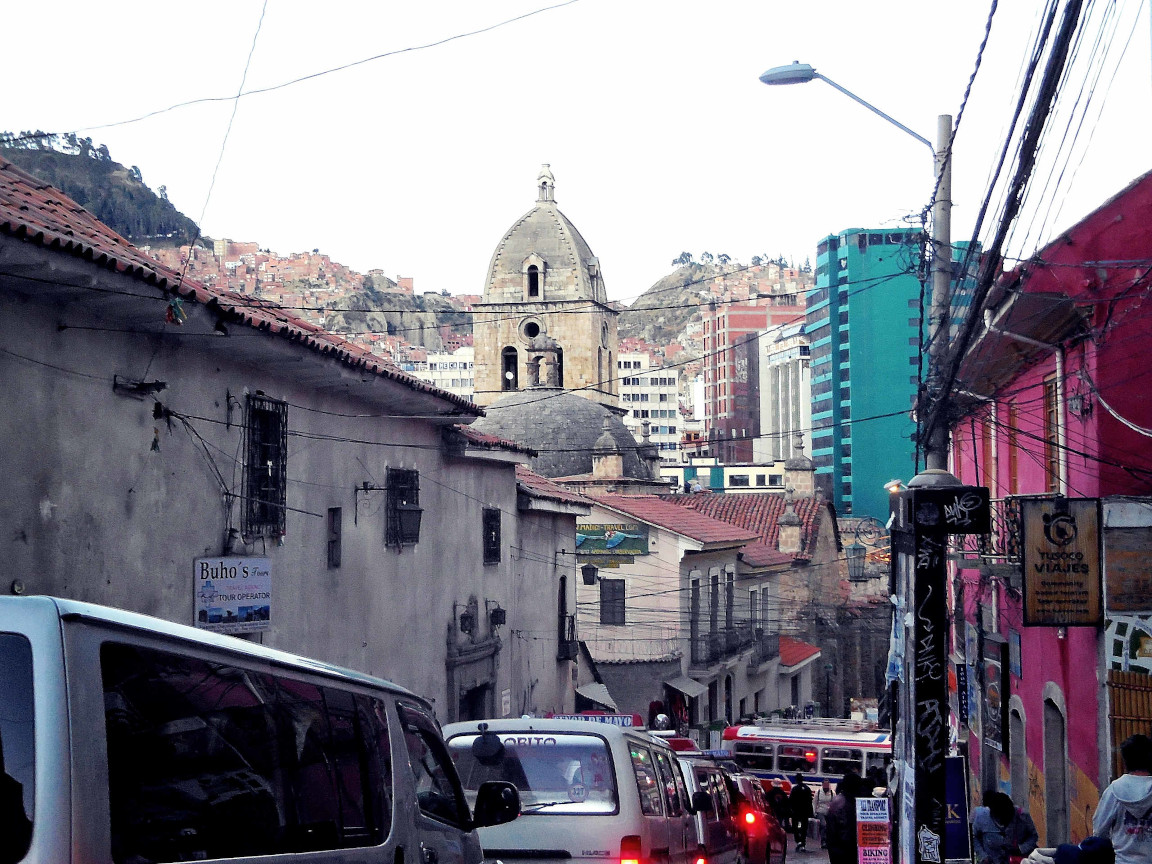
top-left (720, 718), bottom-right (892, 789)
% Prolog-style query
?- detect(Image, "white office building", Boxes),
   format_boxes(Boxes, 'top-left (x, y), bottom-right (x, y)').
top-left (754, 322), bottom-right (812, 464)
top-left (618, 352), bottom-right (682, 462)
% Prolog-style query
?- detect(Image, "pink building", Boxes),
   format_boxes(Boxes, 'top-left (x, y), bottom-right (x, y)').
top-left (948, 171), bottom-right (1152, 846)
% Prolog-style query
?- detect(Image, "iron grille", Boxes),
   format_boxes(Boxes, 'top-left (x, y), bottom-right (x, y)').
top-left (385, 468), bottom-right (421, 548)
top-left (242, 394), bottom-right (287, 538)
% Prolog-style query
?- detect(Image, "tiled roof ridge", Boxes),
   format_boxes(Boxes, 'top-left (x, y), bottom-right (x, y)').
top-left (660, 492), bottom-right (825, 558)
top-left (0, 156), bottom-right (481, 415)
top-left (515, 464), bottom-right (593, 506)
top-left (452, 424), bottom-right (537, 455)
top-left (591, 493), bottom-right (759, 544)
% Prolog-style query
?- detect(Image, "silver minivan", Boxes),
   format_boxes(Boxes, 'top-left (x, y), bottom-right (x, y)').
top-left (444, 718), bottom-right (707, 864)
top-left (0, 595), bottom-right (518, 864)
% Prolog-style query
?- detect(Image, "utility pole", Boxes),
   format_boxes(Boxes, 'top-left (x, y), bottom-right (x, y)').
top-left (925, 115), bottom-right (953, 470)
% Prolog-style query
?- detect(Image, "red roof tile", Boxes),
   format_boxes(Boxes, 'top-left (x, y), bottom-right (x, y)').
top-left (661, 493), bottom-right (826, 561)
top-left (0, 157), bottom-right (481, 414)
top-left (591, 494), bottom-right (759, 545)
top-left (452, 424), bottom-right (537, 456)
top-left (779, 636), bottom-right (821, 667)
top-left (516, 465), bottom-right (592, 506)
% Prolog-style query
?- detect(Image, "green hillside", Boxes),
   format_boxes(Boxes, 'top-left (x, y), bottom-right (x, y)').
top-left (0, 131), bottom-right (200, 245)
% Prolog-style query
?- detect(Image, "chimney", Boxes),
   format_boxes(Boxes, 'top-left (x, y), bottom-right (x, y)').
top-left (777, 487), bottom-right (802, 554)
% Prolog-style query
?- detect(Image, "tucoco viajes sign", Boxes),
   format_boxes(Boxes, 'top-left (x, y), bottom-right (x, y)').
top-left (1021, 498), bottom-right (1101, 626)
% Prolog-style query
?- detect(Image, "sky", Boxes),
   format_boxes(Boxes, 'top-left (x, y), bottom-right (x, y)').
top-left (5, 1), bottom-right (1150, 306)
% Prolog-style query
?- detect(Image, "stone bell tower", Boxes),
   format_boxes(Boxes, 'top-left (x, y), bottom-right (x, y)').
top-left (471, 165), bottom-right (619, 408)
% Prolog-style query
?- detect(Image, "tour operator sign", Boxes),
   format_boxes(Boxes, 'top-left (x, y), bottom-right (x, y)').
top-left (194, 557), bottom-right (272, 633)
top-left (1021, 498), bottom-right (1101, 626)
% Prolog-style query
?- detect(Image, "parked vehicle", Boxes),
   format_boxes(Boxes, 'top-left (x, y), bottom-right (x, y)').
top-left (720, 766), bottom-right (788, 864)
top-left (445, 717), bottom-right (702, 864)
top-left (0, 595), bottom-right (519, 864)
top-left (676, 754), bottom-right (742, 864)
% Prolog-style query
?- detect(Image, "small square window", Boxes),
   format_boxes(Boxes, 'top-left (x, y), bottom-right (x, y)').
top-left (600, 579), bottom-right (625, 625)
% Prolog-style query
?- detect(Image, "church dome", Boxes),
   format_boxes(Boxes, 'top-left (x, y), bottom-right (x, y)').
top-left (472, 388), bottom-right (645, 479)
top-left (482, 165), bottom-right (607, 305)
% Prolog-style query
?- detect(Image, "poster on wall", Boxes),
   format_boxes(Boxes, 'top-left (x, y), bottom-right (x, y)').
top-left (857, 795), bottom-right (891, 864)
top-left (983, 642), bottom-right (1007, 753)
top-left (944, 755), bottom-right (971, 862)
top-left (194, 557), bottom-right (271, 633)
top-left (1105, 526), bottom-right (1152, 612)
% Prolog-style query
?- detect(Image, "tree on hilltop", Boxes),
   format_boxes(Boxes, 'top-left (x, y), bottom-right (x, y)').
top-left (672, 251), bottom-right (695, 267)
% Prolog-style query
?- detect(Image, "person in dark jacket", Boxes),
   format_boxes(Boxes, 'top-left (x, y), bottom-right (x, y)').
top-left (766, 782), bottom-right (792, 833)
top-left (972, 792), bottom-right (1039, 864)
top-left (825, 772), bottom-right (863, 864)
top-left (789, 774), bottom-right (815, 852)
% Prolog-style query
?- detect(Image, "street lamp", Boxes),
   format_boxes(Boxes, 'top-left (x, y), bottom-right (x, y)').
top-left (758, 62), bottom-right (953, 470)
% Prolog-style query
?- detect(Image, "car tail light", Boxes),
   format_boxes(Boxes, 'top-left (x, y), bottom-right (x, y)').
top-left (693, 848), bottom-right (708, 864)
top-left (621, 835), bottom-right (643, 864)
top-left (743, 808), bottom-right (757, 827)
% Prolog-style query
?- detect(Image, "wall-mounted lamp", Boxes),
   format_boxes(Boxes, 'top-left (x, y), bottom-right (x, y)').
top-left (459, 610), bottom-right (476, 635)
top-left (581, 563), bottom-right (599, 586)
top-left (487, 602), bottom-right (506, 627)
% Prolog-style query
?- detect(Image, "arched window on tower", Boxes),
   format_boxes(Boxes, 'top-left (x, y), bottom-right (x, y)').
top-left (608, 351), bottom-right (613, 393)
top-left (502, 346), bottom-right (518, 391)
top-left (527, 265), bottom-right (540, 298)
top-left (598, 348), bottom-right (603, 390)
top-left (555, 347), bottom-right (564, 388)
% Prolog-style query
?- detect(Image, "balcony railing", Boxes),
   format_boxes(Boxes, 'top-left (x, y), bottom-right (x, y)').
top-left (690, 623), bottom-right (780, 668)
top-left (557, 613), bottom-right (578, 661)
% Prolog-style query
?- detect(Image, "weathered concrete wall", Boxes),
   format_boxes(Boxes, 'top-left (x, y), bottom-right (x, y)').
top-left (0, 269), bottom-right (576, 724)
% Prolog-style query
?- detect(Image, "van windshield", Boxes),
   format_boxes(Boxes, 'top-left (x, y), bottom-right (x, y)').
top-left (0, 633), bottom-right (33, 864)
top-left (448, 732), bottom-right (618, 815)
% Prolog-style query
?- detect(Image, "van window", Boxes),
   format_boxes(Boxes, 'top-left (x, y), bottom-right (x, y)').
top-left (101, 642), bottom-right (393, 862)
top-left (822, 747), bottom-right (864, 778)
top-left (0, 634), bottom-right (33, 864)
top-left (449, 732), bottom-right (618, 815)
top-left (654, 751), bottom-right (685, 816)
top-left (398, 703), bottom-right (469, 827)
top-left (630, 744), bottom-right (664, 816)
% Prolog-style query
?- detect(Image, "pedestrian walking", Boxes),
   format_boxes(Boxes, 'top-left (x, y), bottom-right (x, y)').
top-left (813, 777), bottom-right (834, 849)
top-left (825, 772), bottom-right (863, 864)
top-left (1092, 733), bottom-right (1152, 863)
top-left (972, 791), bottom-right (1039, 864)
top-left (789, 774), bottom-right (814, 852)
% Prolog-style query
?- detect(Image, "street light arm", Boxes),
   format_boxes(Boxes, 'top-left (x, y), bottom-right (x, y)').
top-left (811, 73), bottom-right (935, 154)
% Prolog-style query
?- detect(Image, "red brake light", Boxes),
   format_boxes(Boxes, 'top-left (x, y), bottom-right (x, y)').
top-left (805, 750), bottom-right (817, 763)
top-left (744, 810), bottom-right (757, 826)
top-left (621, 835), bottom-right (643, 864)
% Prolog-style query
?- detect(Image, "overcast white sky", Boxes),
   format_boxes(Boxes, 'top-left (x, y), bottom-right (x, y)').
top-left (5, 1), bottom-right (1149, 304)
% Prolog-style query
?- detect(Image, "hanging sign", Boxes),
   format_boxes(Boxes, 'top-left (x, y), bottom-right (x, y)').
top-left (1022, 498), bottom-right (1101, 626)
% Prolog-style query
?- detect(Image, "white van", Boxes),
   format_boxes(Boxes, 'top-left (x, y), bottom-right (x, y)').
top-left (443, 717), bottom-right (708, 864)
top-left (0, 595), bottom-right (518, 864)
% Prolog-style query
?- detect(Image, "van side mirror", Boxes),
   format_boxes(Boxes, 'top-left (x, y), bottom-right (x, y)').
top-left (473, 780), bottom-right (520, 828)
top-left (691, 790), bottom-right (713, 814)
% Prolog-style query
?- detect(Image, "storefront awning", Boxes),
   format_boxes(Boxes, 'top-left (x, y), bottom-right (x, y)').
top-left (664, 675), bottom-right (707, 698)
top-left (576, 682), bottom-right (618, 709)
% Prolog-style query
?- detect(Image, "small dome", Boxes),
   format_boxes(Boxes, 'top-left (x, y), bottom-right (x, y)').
top-left (473, 388), bottom-right (645, 479)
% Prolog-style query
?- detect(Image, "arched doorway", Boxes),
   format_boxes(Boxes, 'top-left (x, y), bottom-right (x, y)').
top-left (1044, 693), bottom-right (1068, 843)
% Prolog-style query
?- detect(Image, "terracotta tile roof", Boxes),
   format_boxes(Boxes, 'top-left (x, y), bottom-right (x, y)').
top-left (738, 542), bottom-right (794, 568)
top-left (591, 494), bottom-right (759, 545)
top-left (0, 157), bottom-right (481, 415)
top-left (516, 465), bottom-right (592, 506)
top-left (661, 492), bottom-right (826, 561)
top-left (452, 424), bottom-right (537, 456)
top-left (779, 635), bottom-right (821, 667)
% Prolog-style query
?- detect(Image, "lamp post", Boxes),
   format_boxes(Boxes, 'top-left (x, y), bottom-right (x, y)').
top-left (760, 63), bottom-right (983, 864)
top-left (758, 62), bottom-right (953, 470)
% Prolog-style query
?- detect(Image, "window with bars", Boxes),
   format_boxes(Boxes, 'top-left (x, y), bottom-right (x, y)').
top-left (242, 394), bottom-right (287, 538)
top-left (482, 508), bottom-right (501, 564)
top-left (385, 468), bottom-right (421, 548)
top-left (327, 507), bottom-right (342, 569)
top-left (599, 578), bottom-right (625, 625)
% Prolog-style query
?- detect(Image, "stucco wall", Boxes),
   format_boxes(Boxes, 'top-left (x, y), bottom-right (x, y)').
top-left (0, 280), bottom-right (575, 724)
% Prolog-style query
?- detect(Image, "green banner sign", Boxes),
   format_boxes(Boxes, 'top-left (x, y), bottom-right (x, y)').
top-left (575, 522), bottom-right (649, 555)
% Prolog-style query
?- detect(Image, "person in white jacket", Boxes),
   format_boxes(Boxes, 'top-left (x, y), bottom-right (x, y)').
top-left (1093, 733), bottom-right (1152, 863)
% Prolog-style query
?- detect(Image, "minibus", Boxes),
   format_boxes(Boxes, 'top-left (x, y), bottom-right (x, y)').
top-left (0, 595), bottom-right (518, 864)
top-left (444, 717), bottom-right (709, 864)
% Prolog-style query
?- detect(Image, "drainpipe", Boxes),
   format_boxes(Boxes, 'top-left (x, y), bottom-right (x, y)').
top-left (983, 309), bottom-right (1067, 494)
